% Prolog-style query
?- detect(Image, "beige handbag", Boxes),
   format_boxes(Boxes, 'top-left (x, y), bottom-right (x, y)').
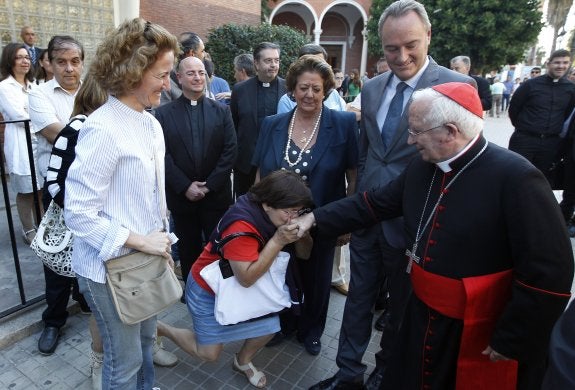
top-left (105, 251), bottom-right (182, 324)
top-left (104, 133), bottom-right (181, 324)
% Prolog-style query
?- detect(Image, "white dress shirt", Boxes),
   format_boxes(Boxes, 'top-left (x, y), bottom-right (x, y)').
top-left (29, 78), bottom-right (78, 177)
top-left (376, 57), bottom-right (430, 131)
top-left (65, 96), bottom-right (167, 283)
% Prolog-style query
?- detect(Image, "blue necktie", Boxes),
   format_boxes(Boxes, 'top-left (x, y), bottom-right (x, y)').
top-left (29, 47), bottom-right (36, 65)
top-left (381, 82), bottom-right (408, 147)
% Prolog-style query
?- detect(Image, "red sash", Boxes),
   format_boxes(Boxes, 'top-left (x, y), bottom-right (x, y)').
top-left (411, 263), bottom-right (518, 390)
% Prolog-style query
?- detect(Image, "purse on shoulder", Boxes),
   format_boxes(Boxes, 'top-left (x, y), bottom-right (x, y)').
top-left (105, 251), bottom-right (182, 325)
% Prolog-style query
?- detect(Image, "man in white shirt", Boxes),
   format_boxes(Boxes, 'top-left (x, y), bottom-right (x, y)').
top-left (29, 35), bottom-right (84, 356)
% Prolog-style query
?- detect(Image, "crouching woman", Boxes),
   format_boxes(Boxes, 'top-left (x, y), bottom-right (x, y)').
top-left (159, 170), bottom-right (313, 388)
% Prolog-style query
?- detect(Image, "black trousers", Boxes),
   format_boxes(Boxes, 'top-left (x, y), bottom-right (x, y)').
top-left (233, 167), bottom-right (257, 199)
top-left (297, 233), bottom-right (337, 341)
top-left (508, 131), bottom-right (563, 186)
top-left (335, 224), bottom-right (411, 381)
top-left (172, 206), bottom-right (226, 285)
top-left (41, 184), bottom-right (88, 328)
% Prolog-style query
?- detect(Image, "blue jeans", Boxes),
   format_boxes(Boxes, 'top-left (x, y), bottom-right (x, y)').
top-left (78, 275), bottom-right (156, 390)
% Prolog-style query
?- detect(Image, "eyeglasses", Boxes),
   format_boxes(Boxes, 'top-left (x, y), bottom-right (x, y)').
top-left (407, 124), bottom-right (445, 137)
top-left (282, 208), bottom-right (312, 218)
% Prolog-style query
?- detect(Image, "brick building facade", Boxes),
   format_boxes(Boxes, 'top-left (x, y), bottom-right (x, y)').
top-left (140, 0), bottom-right (260, 41)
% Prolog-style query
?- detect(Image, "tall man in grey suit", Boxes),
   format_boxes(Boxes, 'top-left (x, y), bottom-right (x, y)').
top-left (230, 42), bottom-right (286, 198)
top-left (309, 1), bottom-right (474, 389)
top-left (155, 57), bottom-right (237, 287)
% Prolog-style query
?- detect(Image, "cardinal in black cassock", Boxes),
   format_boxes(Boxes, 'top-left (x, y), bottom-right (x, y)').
top-left (296, 83), bottom-right (574, 390)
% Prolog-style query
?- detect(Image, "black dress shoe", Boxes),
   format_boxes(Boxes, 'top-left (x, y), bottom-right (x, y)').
top-left (304, 337), bottom-right (321, 355)
top-left (38, 326), bottom-right (60, 355)
top-left (374, 310), bottom-right (391, 332)
top-left (365, 367), bottom-right (385, 390)
top-left (309, 375), bottom-right (365, 390)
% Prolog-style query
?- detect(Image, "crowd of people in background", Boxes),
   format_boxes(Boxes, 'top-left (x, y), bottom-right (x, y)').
top-left (2, 0), bottom-right (575, 389)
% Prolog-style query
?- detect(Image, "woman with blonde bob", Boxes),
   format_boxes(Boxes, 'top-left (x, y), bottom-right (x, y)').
top-left (64, 18), bottom-right (179, 389)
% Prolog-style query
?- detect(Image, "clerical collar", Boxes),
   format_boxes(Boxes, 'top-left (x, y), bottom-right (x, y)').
top-left (258, 78), bottom-right (275, 88)
top-left (184, 95), bottom-right (204, 106)
top-left (436, 133), bottom-right (481, 173)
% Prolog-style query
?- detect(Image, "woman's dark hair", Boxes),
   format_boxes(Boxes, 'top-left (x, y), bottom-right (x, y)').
top-left (249, 170), bottom-right (314, 210)
top-left (34, 48), bottom-right (49, 81)
top-left (285, 54), bottom-right (335, 101)
top-left (203, 58), bottom-right (214, 78)
top-left (0, 43), bottom-right (34, 82)
top-left (350, 68), bottom-right (361, 88)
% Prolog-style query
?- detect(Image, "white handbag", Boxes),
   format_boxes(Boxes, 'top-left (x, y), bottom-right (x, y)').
top-left (200, 232), bottom-right (291, 325)
top-left (30, 200), bottom-right (75, 277)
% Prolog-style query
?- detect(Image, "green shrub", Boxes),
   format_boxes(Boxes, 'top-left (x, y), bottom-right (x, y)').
top-left (206, 23), bottom-right (308, 86)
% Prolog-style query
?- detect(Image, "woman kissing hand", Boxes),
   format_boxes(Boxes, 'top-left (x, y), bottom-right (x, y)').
top-left (292, 213), bottom-right (316, 238)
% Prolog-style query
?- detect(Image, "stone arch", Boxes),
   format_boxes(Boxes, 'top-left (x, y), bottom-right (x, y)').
top-left (319, 0), bottom-right (369, 75)
top-left (269, 0), bottom-right (319, 38)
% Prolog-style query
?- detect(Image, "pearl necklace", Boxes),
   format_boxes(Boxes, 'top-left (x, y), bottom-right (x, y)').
top-left (284, 107), bottom-right (322, 167)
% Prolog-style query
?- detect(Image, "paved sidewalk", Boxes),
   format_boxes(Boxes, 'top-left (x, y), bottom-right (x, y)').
top-left (0, 288), bottom-right (381, 390)
top-left (1, 115), bottom-right (574, 389)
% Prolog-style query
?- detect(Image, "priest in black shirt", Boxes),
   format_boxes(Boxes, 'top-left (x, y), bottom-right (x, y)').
top-left (230, 42), bottom-right (286, 198)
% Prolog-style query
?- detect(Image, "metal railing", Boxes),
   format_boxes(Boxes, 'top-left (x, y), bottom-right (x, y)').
top-left (0, 118), bottom-right (45, 319)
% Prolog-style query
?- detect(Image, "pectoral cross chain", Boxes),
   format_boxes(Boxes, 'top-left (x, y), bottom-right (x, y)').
top-left (405, 243), bottom-right (420, 274)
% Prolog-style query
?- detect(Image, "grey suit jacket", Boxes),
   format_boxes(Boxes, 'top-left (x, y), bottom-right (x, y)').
top-left (358, 56), bottom-right (474, 247)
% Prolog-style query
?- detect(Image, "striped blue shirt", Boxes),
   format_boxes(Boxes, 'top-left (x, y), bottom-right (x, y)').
top-left (65, 96), bottom-right (166, 283)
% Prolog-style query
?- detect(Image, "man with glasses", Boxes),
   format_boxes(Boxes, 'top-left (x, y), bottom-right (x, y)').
top-left (295, 82), bottom-right (573, 390)
top-left (508, 49), bottom-right (575, 187)
top-left (334, 68), bottom-right (346, 97)
top-left (231, 42), bottom-right (285, 198)
top-left (530, 67), bottom-right (541, 78)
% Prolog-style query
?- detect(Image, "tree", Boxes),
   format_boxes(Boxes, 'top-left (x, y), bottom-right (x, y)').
top-left (206, 23), bottom-right (308, 85)
top-left (366, 0), bottom-right (544, 74)
top-left (547, 0), bottom-right (574, 53)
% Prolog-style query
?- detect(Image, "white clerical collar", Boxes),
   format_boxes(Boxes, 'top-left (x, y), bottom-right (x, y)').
top-left (436, 133), bottom-right (481, 172)
top-left (259, 78), bottom-right (273, 88)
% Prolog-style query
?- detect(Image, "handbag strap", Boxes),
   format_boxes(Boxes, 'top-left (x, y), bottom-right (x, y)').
top-left (214, 232), bottom-right (265, 279)
top-left (151, 124), bottom-right (168, 231)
